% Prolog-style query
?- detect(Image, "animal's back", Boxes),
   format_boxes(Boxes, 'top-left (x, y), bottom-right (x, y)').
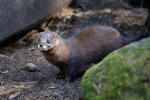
top-left (68, 25), bottom-right (125, 64)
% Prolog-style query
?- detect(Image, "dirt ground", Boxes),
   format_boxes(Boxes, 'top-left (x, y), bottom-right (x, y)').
top-left (0, 0), bottom-right (149, 100)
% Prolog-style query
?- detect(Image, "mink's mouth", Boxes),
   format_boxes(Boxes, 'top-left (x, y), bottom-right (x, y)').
top-left (38, 44), bottom-right (54, 51)
top-left (38, 44), bottom-right (48, 51)
top-left (47, 47), bottom-right (54, 51)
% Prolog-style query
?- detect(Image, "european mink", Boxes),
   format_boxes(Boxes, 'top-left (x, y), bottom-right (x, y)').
top-left (38, 25), bottom-right (149, 81)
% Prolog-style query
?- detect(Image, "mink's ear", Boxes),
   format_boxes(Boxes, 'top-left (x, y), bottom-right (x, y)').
top-left (52, 34), bottom-right (60, 45)
top-left (52, 33), bottom-right (59, 39)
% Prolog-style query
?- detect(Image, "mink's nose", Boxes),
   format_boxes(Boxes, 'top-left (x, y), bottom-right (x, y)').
top-left (38, 44), bottom-right (43, 48)
top-left (39, 44), bottom-right (43, 47)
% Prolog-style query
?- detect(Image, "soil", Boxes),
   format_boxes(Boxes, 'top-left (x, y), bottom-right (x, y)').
top-left (0, 0), bottom-right (149, 99)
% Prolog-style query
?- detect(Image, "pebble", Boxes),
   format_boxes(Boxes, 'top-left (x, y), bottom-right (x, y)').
top-left (8, 92), bottom-right (20, 100)
top-left (25, 63), bottom-right (38, 72)
top-left (0, 54), bottom-right (7, 58)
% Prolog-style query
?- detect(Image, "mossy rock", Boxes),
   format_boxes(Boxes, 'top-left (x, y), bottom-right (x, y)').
top-left (81, 37), bottom-right (150, 100)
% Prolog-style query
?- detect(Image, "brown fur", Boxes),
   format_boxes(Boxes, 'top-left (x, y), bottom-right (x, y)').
top-left (39, 25), bottom-right (126, 81)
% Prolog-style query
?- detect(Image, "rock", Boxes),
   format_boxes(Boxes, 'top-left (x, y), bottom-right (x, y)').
top-left (0, 0), bottom-right (71, 44)
top-left (81, 37), bottom-right (150, 100)
top-left (25, 63), bottom-right (38, 72)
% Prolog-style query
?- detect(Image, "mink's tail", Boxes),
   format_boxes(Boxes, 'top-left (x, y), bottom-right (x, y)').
top-left (124, 32), bottom-right (150, 44)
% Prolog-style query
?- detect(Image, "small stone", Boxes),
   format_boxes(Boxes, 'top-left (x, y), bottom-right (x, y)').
top-left (25, 63), bottom-right (38, 72)
top-left (0, 54), bottom-right (7, 58)
top-left (9, 92), bottom-right (20, 100)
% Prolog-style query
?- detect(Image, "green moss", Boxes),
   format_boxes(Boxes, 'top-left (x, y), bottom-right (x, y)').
top-left (81, 38), bottom-right (150, 100)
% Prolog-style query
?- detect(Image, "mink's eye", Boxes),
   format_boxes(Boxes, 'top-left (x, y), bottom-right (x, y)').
top-left (47, 40), bottom-right (50, 43)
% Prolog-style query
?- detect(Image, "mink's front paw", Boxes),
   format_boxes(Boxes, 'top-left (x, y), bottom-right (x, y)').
top-left (56, 73), bottom-right (65, 79)
top-left (65, 76), bottom-right (72, 83)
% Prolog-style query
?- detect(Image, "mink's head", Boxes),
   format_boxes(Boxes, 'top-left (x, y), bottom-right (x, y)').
top-left (38, 32), bottom-right (60, 51)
